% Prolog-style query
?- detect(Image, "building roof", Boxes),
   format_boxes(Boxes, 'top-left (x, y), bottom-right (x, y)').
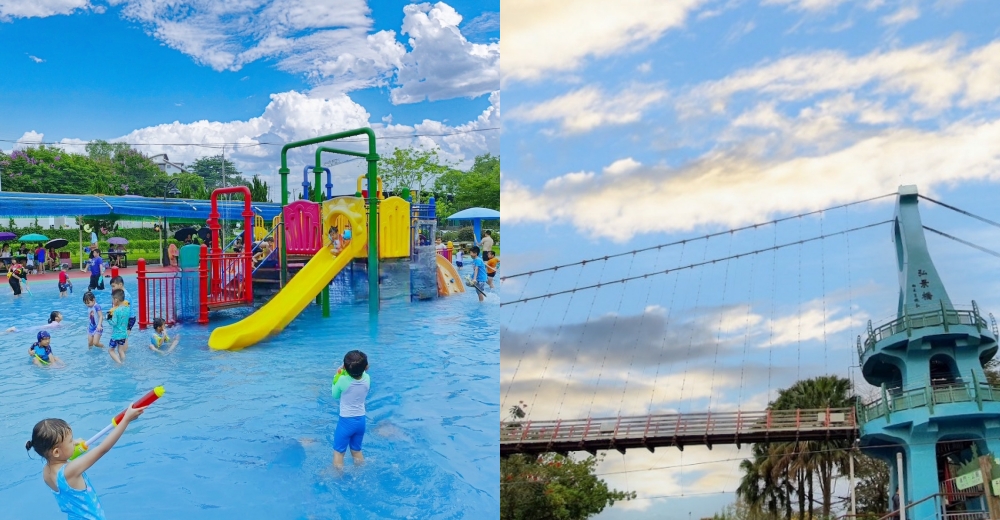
top-left (0, 192), bottom-right (282, 220)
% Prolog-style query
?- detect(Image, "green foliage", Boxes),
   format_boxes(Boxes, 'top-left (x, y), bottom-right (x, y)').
top-left (852, 454), bottom-right (889, 518)
top-left (433, 152), bottom-right (500, 226)
top-left (501, 453), bottom-right (635, 520)
top-left (190, 154), bottom-right (242, 191)
top-left (247, 174), bottom-right (271, 202)
top-left (380, 148), bottom-right (452, 203)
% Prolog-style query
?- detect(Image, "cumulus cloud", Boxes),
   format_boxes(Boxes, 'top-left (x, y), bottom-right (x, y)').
top-left (0, 0), bottom-right (90, 20)
top-left (501, 0), bottom-right (704, 81)
top-left (108, 1), bottom-right (498, 103)
top-left (509, 84), bottom-right (667, 133)
top-left (501, 120), bottom-right (1000, 239)
top-left (13, 130), bottom-right (44, 149)
top-left (681, 38), bottom-right (1000, 116)
top-left (390, 3), bottom-right (499, 104)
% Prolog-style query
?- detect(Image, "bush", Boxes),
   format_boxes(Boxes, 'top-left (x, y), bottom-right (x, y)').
top-left (456, 226), bottom-right (475, 242)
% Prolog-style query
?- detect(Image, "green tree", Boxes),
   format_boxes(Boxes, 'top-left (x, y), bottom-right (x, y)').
top-left (191, 154), bottom-right (242, 191)
top-left (501, 453), bottom-right (635, 520)
top-left (172, 173), bottom-right (208, 199)
top-left (246, 174), bottom-right (271, 202)
top-left (433, 153), bottom-right (500, 225)
top-left (380, 148), bottom-right (452, 202)
top-left (852, 452), bottom-right (889, 519)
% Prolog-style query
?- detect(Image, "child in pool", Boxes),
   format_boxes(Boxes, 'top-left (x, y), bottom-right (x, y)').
top-left (331, 350), bottom-right (371, 470)
top-left (58, 266), bottom-right (72, 298)
top-left (109, 276), bottom-right (137, 350)
top-left (105, 289), bottom-right (129, 364)
top-left (4, 311), bottom-right (63, 334)
top-left (148, 318), bottom-right (179, 354)
top-left (328, 226), bottom-right (341, 255)
top-left (26, 406), bottom-right (146, 520)
top-left (29, 331), bottom-right (64, 367)
top-left (454, 248), bottom-right (464, 268)
top-left (83, 292), bottom-right (104, 349)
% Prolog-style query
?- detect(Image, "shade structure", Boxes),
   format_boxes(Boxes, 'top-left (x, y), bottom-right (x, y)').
top-left (108, 237), bottom-right (128, 245)
top-left (0, 192), bottom-right (282, 220)
top-left (447, 207), bottom-right (500, 246)
top-left (45, 238), bottom-right (69, 249)
top-left (19, 234), bottom-right (49, 242)
top-left (0, 232), bottom-right (15, 241)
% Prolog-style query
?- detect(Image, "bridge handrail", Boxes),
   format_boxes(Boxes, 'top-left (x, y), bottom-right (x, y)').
top-left (859, 304), bottom-right (989, 359)
top-left (500, 407), bottom-right (856, 445)
top-left (857, 381), bottom-right (1000, 424)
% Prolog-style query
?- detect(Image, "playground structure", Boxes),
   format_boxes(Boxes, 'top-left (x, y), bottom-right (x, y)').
top-left (137, 127), bottom-right (466, 350)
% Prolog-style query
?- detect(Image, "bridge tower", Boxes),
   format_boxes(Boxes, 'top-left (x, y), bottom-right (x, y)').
top-left (858, 185), bottom-right (999, 518)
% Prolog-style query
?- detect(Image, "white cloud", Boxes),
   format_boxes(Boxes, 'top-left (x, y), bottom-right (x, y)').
top-left (460, 11), bottom-right (498, 37)
top-left (880, 5), bottom-right (920, 26)
top-left (27, 54), bottom-right (44, 63)
top-left (501, 0), bottom-right (704, 81)
top-left (682, 38), bottom-right (1000, 115)
top-left (13, 131), bottom-right (43, 149)
top-left (109, 1), bottom-right (497, 103)
top-left (0, 0), bottom-right (89, 19)
top-left (390, 3), bottom-right (499, 104)
top-left (501, 119), bottom-right (1000, 239)
top-left (603, 158), bottom-right (642, 176)
top-left (762, 0), bottom-right (853, 11)
top-left (509, 84), bottom-right (667, 133)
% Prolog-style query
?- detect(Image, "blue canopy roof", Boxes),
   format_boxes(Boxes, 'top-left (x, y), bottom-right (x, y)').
top-left (0, 192), bottom-right (283, 220)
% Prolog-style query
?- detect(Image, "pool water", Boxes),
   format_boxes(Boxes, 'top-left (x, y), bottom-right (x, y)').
top-left (0, 273), bottom-right (498, 519)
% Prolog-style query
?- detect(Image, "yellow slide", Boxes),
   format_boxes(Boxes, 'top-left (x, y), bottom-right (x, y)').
top-left (210, 196), bottom-right (367, 351)
top-left (208, 239), bottom-right (365, 351)
top-left (437, 254), bottom-right (465, 296)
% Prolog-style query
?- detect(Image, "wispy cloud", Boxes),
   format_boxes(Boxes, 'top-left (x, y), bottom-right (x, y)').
top-left (0, 0), bottom-right (90, 20)
top-left (27, 54), bottom-right (44, 63)
top-left (509, 84), bottom-right (667, 133)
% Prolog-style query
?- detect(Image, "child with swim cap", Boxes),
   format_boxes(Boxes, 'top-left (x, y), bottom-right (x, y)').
top-left (26, 406), bottom-right (146, 519)
top-left (29, 331), bottom-right (64, 367)
top-left (83, 292), bottom-right (104, 349)
top-left (331, 350), bottom-right (370, 470)
top-left (148, 318), bottom-right (179, 354)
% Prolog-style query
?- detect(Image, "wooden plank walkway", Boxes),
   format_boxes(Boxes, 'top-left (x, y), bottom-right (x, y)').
top-left (500, 408), bottom-right (857, 456)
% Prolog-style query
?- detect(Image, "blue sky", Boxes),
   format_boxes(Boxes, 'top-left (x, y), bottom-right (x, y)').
top-left (0, 0), bottom-right (499, 199)
top-left (500, 1), bottom-right (1000, 517)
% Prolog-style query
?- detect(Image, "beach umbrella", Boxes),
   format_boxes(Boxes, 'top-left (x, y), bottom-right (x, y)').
top-left (45, 238), bottom-right (69, 249)
top-left (19, 233), bottom-right (49, 242)
top-left (0, 232), bottom-right (15, 241)
top-left (446, 207), bottom-right (500, 245)
top-left (108, 237), bottom-right (129, 245)
top-left (174, 227), bottom-right (197, 241)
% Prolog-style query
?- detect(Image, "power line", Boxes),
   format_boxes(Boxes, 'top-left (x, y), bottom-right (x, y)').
top-left (499, 220), bottom-right (894, 307)
top-left (500, 193), bottom-right (896, 282)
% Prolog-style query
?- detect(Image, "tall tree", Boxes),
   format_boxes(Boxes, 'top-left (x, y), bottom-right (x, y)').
top-left (191, 154), bottom-right (242, 191)
top-left (246, 174), bottom-right (271, 202)
top-left (380, 148), bottom-right (452, 202)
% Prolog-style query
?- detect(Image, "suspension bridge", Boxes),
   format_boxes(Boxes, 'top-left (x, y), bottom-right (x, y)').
top-left (499, 186), bottom-right (1000, 518)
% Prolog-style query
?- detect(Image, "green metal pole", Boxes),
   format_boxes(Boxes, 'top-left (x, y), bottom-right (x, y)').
top-left (279, 166), bottom-right (289, 286)
top-left (278, 128), bottom-right (379, 316)
top-left (313, 147), bottom-right (367, 317)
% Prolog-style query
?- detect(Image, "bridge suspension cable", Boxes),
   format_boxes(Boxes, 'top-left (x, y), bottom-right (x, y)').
top-left (919, 194), bottom-right (1000, 230)
top-left (500, 192), bottom-right (895, 282)
top-left (500, 220), bottom-right (894, 306)
top-left (924, 226), bottom-right (1000, 259)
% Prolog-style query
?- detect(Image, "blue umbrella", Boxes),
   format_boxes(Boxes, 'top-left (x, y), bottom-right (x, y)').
top-left (18, 233), bottom-right (49, 242)
top-left (447, 207), bottom-right (500, 246)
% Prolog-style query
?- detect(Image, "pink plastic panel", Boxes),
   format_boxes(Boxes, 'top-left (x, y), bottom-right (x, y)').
top-left (283, 200), bottom-right (322, 255)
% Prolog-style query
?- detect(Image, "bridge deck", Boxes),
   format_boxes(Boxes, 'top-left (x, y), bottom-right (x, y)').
top-left (500, 408), bottom-right (858, 456)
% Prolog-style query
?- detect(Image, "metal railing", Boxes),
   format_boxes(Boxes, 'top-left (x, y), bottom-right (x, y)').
top-left (858, 302), bottom-right (991, 360)
top-left (207, 252), bottom-right (250, 307)
top-left (501, 407), bottom-right (856, 456)
top-left (412, 202), bottom-right (436, 220)
top-left (857, 381), bottom-right (1000, 424)
top-left (136, 258), bottom-right (179, 330)
top-left (251, 223), bottom-right (281, 277)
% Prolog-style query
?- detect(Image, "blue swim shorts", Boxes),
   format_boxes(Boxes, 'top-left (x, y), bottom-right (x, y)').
top-left (333, 416), bottom-right (366, 453)
top-left (108, 338), bottom-right (125, 350)
top-left (127, 317), bottom-right (136, 331)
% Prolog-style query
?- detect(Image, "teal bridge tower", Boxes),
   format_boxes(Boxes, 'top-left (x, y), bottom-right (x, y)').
top-left (858, 185), bottom-right (1000, 519)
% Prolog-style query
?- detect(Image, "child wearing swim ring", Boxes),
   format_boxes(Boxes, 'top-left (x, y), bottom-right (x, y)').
top-left (26, 406), bottom-right (146, 520)
top-left (331, 350), bottom-right (370, 470)
top-left (149, 318), bottom-right (179, 354)
top-left (29, 331), bottom-right (64, 367)
top-left (83, 292), bottom-right (104, 349)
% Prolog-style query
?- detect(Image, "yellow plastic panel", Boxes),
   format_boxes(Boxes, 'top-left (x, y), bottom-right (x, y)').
top-left (253, 215), bottom-right (266, 241)
top-left (378, 196), bottom-right (411, 259)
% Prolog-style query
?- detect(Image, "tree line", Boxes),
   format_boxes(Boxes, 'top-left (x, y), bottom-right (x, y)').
top-left (0, 141), bottom-right (271, 202)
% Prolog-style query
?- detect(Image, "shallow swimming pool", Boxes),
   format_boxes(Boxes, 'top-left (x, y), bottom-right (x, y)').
top-left (0, 273), bottom-right (498, 519)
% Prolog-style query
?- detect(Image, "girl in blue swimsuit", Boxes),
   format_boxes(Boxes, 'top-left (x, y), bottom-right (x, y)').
top-left (26, 406), bottom-right (147, 519)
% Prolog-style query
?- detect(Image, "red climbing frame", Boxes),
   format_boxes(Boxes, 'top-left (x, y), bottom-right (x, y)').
top-left (137, 258), bottom-right (178, 330)
top-left (200, 187), bottom-right (254, 317)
